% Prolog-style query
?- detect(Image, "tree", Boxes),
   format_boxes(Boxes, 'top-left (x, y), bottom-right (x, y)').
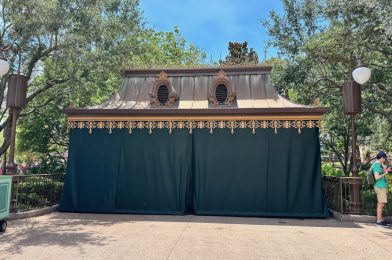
top-left (220, 41), bottom-right (259, 65)
top-left (264, 0), bottom-right (392, 175)
top-left (6, 1), bottom-right (205, 168)
top-left (127, 26), bottom-right (206, 68)
top-left (0, 0), bottom-right (146, 156)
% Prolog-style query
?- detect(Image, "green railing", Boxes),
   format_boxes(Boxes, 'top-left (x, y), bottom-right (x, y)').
top-left (11, 174), bottom-right (65, 212)
top-left (323, 176), bottom-right (392, 215)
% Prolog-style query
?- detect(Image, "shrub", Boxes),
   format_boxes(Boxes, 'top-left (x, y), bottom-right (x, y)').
top-left (322, 163), bottom-right (344, 176)
top-left (16, 177), bottom-right (64, 209)
top-left (361, 188), bottom-right (392, 216)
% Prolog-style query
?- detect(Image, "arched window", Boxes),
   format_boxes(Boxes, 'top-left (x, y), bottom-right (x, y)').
top-left (157, 85), bottom-right (169, 105)
top-left (215, 84), bottom-right (228, 104)
top-left (208, 70), bottom-right (236, 107)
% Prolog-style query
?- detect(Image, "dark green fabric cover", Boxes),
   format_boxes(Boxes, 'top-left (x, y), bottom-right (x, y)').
top-left (59, 128), bottom-right (327, 217)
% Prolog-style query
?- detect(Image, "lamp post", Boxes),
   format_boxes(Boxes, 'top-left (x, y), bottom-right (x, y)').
top-left (0, 43), bottom-right (28, 175)
top-left (342, 61), bottom-right (371, 213)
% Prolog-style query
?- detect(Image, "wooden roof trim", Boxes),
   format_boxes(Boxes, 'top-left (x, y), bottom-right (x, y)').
top-left (123, 66), bottom-right (273, 77)
top-left (63, 107), bottom-right (329, 117)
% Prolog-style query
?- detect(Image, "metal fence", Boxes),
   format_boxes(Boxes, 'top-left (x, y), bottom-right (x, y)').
top-left (7, 174), bottom-right (391, 215)
top-left (323, 176), bottom-right (392, 216)
top-left (11, 174), bottom-right (65, 212)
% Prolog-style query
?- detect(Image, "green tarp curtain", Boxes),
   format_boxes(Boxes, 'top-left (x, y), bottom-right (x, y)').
top-left (59, 128), bottom-right (328, 217)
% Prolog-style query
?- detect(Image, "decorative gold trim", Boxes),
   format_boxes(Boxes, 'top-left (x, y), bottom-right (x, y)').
top-left (217, 69), bottom-right (225, 78)
top-left (148, 94), bottom-right (161, 107)
top-left (215, 70), bottom-right (230, 82)
top-left (158, 71), bottom-right (168, 80)
top-left (67, 119), bottom-right (322, 135)
top-left (166, 93), bottom-right (179, 106)
top-left (149, 93), bottom-right (179, 107)
top-left (207, 93), bottom-right (219, 106)
top-left (224, 94), bottom-right (236, 105)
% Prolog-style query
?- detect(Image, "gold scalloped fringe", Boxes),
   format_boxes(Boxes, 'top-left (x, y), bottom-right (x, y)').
top-left (67, 119), bottom-right (322, 135)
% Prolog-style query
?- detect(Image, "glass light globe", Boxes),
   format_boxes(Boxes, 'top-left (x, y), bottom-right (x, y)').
top-left (0, 58), bottom-right (10, 78)
top-left (352, 66), bottom-right (371, 85)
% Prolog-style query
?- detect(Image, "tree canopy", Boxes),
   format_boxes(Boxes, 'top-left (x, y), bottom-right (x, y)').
top-left (0, 0), bottom-right (205, 171)
top-left (220, 41), bottom-right (259, 65)
top-left (3, 0), bottom-right (391, 176)
top-left (264, 0), bottom-right (392, 175)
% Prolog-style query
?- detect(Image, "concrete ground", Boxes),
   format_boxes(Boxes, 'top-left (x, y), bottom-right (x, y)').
top-left (1, 213), bottom-right (392, 260)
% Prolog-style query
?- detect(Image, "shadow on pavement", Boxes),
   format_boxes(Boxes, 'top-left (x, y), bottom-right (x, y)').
top-left (49, 211), bottom-right (363, 228)
top-left (0, 212), bottom-right (364, 255)
top-left (0, 214), bottom-right (113, 255)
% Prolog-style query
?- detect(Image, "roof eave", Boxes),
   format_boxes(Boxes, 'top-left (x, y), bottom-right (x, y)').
top-left (63, 107), bottom-right (330, 117)
top-left (123, 66), bottom-right (273, 77)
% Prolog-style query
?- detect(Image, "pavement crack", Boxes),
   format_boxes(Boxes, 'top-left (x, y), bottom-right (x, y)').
top-left (165, 216), bottom-right (191, 260)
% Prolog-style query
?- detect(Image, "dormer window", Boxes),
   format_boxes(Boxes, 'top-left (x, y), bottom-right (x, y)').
top-left (149, 71), bottom-right (179, 107)
top-left (208, 70), bottom-right (237, 107)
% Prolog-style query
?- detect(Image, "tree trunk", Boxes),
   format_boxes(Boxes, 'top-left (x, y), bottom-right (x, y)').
top-left (0, 113), bottom-right (13, 157)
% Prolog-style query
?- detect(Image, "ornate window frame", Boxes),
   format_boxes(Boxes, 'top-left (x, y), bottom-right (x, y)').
top-left (149, 71), bottom-right (179, 107)
top-left (208, 70), bottom-right (236, 107)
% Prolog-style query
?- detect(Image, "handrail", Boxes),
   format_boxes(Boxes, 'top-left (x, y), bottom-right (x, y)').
top-left (323, 176), bottom-right (392, 215)
top-left (11, 173), bottom-right (66, 213)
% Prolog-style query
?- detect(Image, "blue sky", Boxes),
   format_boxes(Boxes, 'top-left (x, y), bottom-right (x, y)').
top-left (139, 0), bottom-right (283, 62)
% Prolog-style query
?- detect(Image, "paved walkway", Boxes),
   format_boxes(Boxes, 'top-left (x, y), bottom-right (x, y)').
top-left (1, 213), bottom-right (392, 259)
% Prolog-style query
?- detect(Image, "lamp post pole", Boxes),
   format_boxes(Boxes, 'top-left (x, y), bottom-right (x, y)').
top-left (6, 108), bottom-right (18, 174)
top-left (342, 80), bottom-right (361, 213)
top-left (351, 114), bottom-right (358, 177)
top-left (342, 62), bottom-right (371, 214)
top-left (0, 43), bottom-right (28, 175)
top-left (350, 112), bottom-right (361, 213)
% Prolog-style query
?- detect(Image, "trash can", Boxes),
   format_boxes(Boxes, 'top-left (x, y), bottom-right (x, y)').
top-left (0, 175), bottom-right (12, 232)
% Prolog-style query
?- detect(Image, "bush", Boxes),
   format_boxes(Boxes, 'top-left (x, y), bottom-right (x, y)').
top-left (361, 190), bottom-right (377, 215)
top-left (361, 189), bottom-right (392, 216)
top-left (16, 177), bottom-right (64, 209)
top-left (21, 155), bottom-right (66, 175)
top-left (19, 193), bottom-right (46, 207)
top-left (322, 163), bottom-right (344, 176)
top-left (36, 156), bottom-right (66, 174)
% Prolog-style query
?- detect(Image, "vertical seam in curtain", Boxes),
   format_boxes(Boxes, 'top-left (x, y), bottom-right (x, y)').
top-left (114, 130), bottom-right (124, 212)
top-left (286, 131), bottom-right (293, 212)
top-left (186, 131), bottom-right (195, 213)
top-left (265, 129), bottom-right (271, 211)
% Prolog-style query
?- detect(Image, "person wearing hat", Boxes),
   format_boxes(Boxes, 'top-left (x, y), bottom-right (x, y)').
top-left (373, 151), bottom-right (390, 227)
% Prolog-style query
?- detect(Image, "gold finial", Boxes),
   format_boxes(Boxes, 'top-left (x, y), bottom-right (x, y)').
top-left (217, 69), bottom-right (225, 78)
top-left (158, 71), bottom-right (168, 80)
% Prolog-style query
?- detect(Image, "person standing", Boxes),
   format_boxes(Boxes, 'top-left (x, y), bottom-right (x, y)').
top-left (373, 151), bottom-right (390, 227)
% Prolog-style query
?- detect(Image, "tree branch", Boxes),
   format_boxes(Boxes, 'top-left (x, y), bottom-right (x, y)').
top-left (1, 1), bottom-right (12, 39)
top-left (26, 46), bottom-right (59, 80)
top-left (25, 78), bottom-right (70, 104)
top-left (314, 77), bottom-right (342, 89)
top-left (0, 107), bottom-right (9, 122)
top-left (19, 95), bottom-right (62, 117)
top-left (0, 118), bottom-right (11, 156)
top-left (0, 116), bottom-right (10, 132)
top-left (320, 137), bottom-right (345, 170)
top-left (365, 105), bottom-right (392, 126)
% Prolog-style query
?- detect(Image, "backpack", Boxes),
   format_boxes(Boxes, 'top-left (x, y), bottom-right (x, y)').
top-left (366, 165), bottom-right (375, 186)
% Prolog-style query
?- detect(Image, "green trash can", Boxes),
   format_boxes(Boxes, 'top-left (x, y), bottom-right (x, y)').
top-left (0, 175), bottom-right (12, 232)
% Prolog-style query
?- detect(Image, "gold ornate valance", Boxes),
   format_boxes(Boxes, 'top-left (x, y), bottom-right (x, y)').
top-left (67, 118), bottom-right (322, 135)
